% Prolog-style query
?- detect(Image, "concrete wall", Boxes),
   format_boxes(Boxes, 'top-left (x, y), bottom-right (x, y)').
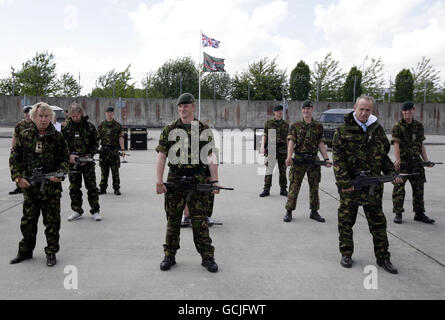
top-left (0, 95), bottom-right (443, 134)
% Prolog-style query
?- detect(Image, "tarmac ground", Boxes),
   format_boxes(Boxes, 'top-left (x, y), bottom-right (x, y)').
top-left (0, 127), bottom-right (444, 300)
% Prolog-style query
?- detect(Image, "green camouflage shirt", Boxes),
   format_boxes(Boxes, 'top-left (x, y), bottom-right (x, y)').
top-left (155, 118), bottom-right (215, 170)
top-left (333, 112), bottom-right (394, 189)
top-left (288, 119), bottom-right (323, 155)
top-left (9, 122), bottom-right (69, 194)
top-left (98, 119), bottom-right (123, 147)
top-left (14, 120), bottom-right (32, 138)
top-left (391, 119), bottom-right (425, 159)
top-left (62, 116), bottom-right (99, 156)
top-left (264, 119), bottom-right (289, 154)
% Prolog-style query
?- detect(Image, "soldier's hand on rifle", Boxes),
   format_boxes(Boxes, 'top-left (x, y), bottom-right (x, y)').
top-left (49, 177), bottom-right (63, 183)
top-left (393, 177), bottom-right (403, 184)
top-left (285, 157), bottom-right (293, 167)
top-left (394, 159), bottom-right (401, 171)
top-left (342, 186), bottom-right (354, 193)
top-left (121, 150), bottom-right (126, 158)
top-left (325, 160), bottom-right (333, 168)
top-left (69, 154), bottom-right (79, 165)
top-left (156, 182), bottom-right (167, 194)
top-left (16, 177), bottom-right (30, 189)
top-left (211, 182), bottom-right (221, 194)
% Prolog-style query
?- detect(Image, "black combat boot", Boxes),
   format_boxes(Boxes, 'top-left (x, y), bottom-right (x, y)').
top-left (259, 190), bottom-right (270, 197)
top-left (283, 210), bottom-right (292, 222)
top-left (280, 188), bottom-right (288, 197)
top-left (46, 253), bottom-right (57, 267)
top-left (393, 213), bottom-right (403, 224)
top-left (201, 257), bottom-right (218, 273)
top-left (9, 187), bottom-right (23, 195)
top-left (377, 258), bottom-right (398, 274)
top-left (160, 256), bottom-right (176, 271)
top-left (340, 255), bottom-right (353, 268)
top-left (114, 189), bottom-right (121, 196)
top-left (310, 210), bottom-right (325, 223)
top-left (99, 188), bottom-right (106, 195)
top-left (414, 212), bottom-right (435, 224)
top-left (10, 252), bottom-right (33, 264)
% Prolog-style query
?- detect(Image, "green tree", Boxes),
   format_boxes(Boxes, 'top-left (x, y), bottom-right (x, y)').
top-left (359, 56), bottom-right (385, 99)
top-left (310, 52), bottom-right (345, 101)
top-left (0, 75), bottom-right (20, 96)
top-left (232, 57), bottom-right (287, 101)
top-left (12, 52), bottom-right (59, 96)
top-left (146, 57), bottom-right (199, 98)
top-left (91, 65), bottom-right (137, 98)
top-left (394, 69), bottom-right (414, 102)
top-left (342, 66), bottom-right (363, 102)
top-left (201, 72), bottom-right (232, 100)
top-left (411, 57), bottom-right (441, 103)
top-left (55, 73), bottom-right (82, 97)
top-left (289, 60), bottom-right (311, 101)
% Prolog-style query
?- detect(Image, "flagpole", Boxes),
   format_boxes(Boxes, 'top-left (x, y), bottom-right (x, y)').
top-left (198, 29), bottom-right (202, 121)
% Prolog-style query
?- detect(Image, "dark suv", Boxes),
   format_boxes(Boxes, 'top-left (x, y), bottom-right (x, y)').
top-left (320, 108), bottom-right (353, 147)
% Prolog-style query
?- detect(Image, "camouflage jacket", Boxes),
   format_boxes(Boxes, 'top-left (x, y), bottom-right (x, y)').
top-left (391, 119), bottom-right (425, 159)
top-left (98, 119), bottom-right (123, 148)
top-left (264, 119), bottom-right (289, 155)
top-left (155, 118), bottom-right (215, 171)
top-left (62, 116), bottom-right (99, 156)
top-left (14, 120), bottom-right (32, 138)
top-left (288, 119), bottom-right (323, 156)
top-left (333, 112), bottom-right (394, 190)
top-left (10, 122), bottom-right (69, 194)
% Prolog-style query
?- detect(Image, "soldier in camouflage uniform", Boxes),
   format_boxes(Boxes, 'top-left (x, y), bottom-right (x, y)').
top-left (155, 93), bottom-right (220, 273)
top-left (333, 96), bottom-right (401, 274)
top-left (98, 107), bottom-right (125, 196)
top-left (392, 101), bottom-right (435, 224)
top-left (9, 102), bottom-right (69, 267)
top-left (9, 105), bottom-right (33, 195)
top-left (62, 103), bottom-right (102, 222)
top-left (284, 100), bottom-right (331, 223)
top-left (259, 105), bottom-right (289, 197)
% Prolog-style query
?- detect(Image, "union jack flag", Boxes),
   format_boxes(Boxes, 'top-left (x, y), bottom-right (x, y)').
top-left (202, 33), bottom-right (220, 48)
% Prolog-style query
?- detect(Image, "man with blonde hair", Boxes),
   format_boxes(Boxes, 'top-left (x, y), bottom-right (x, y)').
top-left (9, 102), bottom-right (69, 266)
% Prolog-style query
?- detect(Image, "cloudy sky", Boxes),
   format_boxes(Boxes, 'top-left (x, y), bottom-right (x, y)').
top-left (1, 0), bottom-right (444, 95)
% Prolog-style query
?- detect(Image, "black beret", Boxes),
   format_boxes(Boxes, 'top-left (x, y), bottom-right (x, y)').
top-left (106, 107), bottom-right (114, 112)
top-left (273, 105), bottom-right (283, 111)
top-left (23, 106), bottom-right (32, 113)
top-left (301, 100), bottom-right (313, 108)
top-left (177, 93), bottom-right (195, 105)
top-left (401, 101), bottom-right (414, 111)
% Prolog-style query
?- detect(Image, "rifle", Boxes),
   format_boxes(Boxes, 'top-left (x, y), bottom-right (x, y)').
top-left (24, 168), bottom-right (78, 191)
top-left (72, 155), bottom-right (100, 169)
top-left (401, 160), bottom-right (442, 168)
top-left (163, 177), bottom-right (234, 193)
top-left (180, 219), bottom-right (223, 228)
top-left (292, 154), bottom-right (330, 166)
top-left (349, 171), bottom-right (419, 195)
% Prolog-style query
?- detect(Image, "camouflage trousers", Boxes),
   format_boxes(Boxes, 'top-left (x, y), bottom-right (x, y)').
top-left (285, 163), bottom-right (320, 211)
top-left (18, 189), bottom-right (61, 255)
top-left (392, 174), bottom-right (425, 215)
top-left (338, 187), bottom-right (390, 260)
top-left (163, 178), bottom-right (214, 259)
top-left (264, 153), bottom-right (287, 191)
top-left (68, 163), bottom-right (100, 215)
top-left (99, 153), bottom-right (120, 190)
top-left (207, 193), bottom-right (215, 218)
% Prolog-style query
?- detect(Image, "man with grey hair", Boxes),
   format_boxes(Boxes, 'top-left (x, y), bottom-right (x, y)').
top-left (9, 102), bottom-right (69, 267)
top-left (62, 103), bottom-right (102, 222)
top-left (333, 95), bottom-right (401, 274)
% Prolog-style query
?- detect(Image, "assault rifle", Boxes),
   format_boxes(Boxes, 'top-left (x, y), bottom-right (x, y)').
top-left (401, 161), bottom-right (443, 168)
top-left (163, 177), bottom-right (234, 193)
top-left (292, 154), bottom-right (330, 166)
top-left (24, 168), bottom-right (78, 189)
top-left (349, 171), bottom-right (419, 195)
top-left (180, 218), bottom-right (223, 228)
top-left (72, 154), bottom-right (100, 169)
